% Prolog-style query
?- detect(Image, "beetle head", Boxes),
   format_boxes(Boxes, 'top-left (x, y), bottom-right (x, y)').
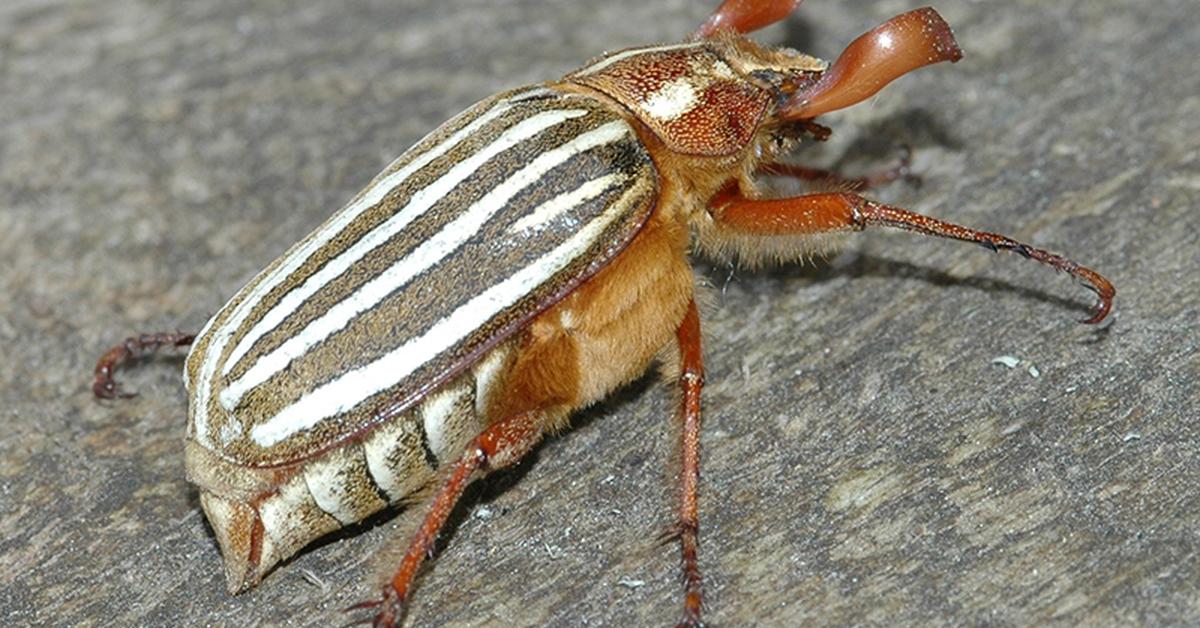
top-left (567, 6), bottom-right (961, 159)
top-left (567, 41), bottom-right (794, 157)
top-left (694, 1), bottom-right (963, 120)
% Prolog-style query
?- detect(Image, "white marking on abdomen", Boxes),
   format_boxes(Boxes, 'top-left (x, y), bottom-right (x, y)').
top-left (472, 345), bottom-right (508, 418)
top-left (421, 386), bottom-right (467, 465)
top-left (250, 150), bottom-right (637, 446)
top-left (258, 476), bottom-right (337, 555)
top-left (219, 115), bottom-right (620, 410)
top-left (362, 417), bottom-right (428, 500)
top-left (303, 455), bottom-right (361, 525)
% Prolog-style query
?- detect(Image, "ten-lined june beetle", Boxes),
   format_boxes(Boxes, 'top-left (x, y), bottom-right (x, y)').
top-left (94, 0), bottom-right (1115, 625)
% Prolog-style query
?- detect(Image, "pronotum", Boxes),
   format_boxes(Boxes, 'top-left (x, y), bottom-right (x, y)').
top-left (94, 1), bottom-right (1115, 625)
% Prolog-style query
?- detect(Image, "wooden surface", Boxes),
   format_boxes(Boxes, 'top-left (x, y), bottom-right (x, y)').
top-left (2, 0), bottom-right (1197, 625)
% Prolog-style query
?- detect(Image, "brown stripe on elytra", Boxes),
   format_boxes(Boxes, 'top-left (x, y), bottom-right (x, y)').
top-left (212, 106), bottom-right (657, 465)
top-left (362, 176), bottom-right (652, 435)
top-left (183, 324), bottom-right (214, 393)
top-left (233, 121), bottom-right (645, 425)
top-left (184, 243), bottom-right (297, 392)
top-left (191, 94), bottom-right (504, 367)
top-left (220, 101), bottom-right (615, 384)
top-left (213, 93), bottom-right (552, 384)
top-left (226, 173), bottom-right (654, 466)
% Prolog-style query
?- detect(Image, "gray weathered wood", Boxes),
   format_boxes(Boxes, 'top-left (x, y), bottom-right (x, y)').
top-left (1, 0), bottom-right (1197, 625)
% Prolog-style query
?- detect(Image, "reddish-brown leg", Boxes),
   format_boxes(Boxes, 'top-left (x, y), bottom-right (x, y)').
top-left (356, 410), bottom-right (544, 628)
top-left (674, 301), bottom-right (705, 627)
top-left (93, 331), bottom-right (196, 399)
top-left (762, 145), bottom-right (919, 191)
top-left (710, 190), bottom-right (1115, 324)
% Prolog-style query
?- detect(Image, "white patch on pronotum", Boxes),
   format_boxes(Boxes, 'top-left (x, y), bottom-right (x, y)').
top-left (642, 78), bottom-right (699, 121)
top-left (220, 117), bottom-right (625, 412)
top-left (251, 171), bottom-right (644, 447)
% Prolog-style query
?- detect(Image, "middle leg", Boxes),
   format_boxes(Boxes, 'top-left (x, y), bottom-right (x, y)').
top-left (762, 144), bottom-right (919, 191)
top-left (673, 300), bottom-right (706, 627)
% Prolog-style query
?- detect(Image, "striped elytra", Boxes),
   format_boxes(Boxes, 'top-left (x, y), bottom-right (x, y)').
top-left (183, 85), bottom-right (667, 590)
top-left (94, 2), bottom-right (1115, 624)
top-left (185, 87), bottom-right (655, 467)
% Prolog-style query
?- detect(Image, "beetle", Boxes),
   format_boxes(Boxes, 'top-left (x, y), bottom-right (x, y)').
top-left (94, 0), bottom-right (1114, 625)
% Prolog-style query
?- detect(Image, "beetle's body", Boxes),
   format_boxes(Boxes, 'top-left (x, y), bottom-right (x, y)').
top-left (94, 3), bottom-right (1114, 625)
top-left (185, 37), bottom-right (823, 591)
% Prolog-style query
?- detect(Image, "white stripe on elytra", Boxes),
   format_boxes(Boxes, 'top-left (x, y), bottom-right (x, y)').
top-left (220, 105), bottom-right (582, 381)
top-left (250, 169), bottom-right (642, 446)
top-left (509, 172), bottom-right (627, 234)
top-left (191, 92), bottom-right (539, 446)
top-left (575, 42), bottom-right (700, 76)
top-left (217, 118), bottom-right (625, 412)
